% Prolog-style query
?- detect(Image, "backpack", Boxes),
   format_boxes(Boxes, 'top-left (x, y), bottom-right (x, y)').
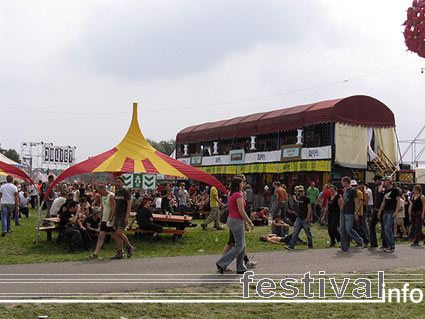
top-left (219, 206), bottom-right (229, 224)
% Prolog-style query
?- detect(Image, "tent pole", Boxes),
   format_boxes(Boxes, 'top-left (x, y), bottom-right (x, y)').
top-left (35, 196), bottom-right (42, 244)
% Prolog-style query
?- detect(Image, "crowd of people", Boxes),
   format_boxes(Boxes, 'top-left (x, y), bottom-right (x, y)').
top-left (1, 171), bottom-right (425, 273)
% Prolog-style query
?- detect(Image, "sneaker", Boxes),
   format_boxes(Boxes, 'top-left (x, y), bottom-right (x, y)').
top-left (216, 227), bottom-right (224, 231)
top-left (337, 248), bottom-right (348, 253)
top-left (355, 244), bottom-right (364, 249)
top-left (285, 246), bottom-right (294, 251)
top-left (216, 263), bottom-right (224, 274)
top-left (1, 233), bottom-right (5, 237)
top-left (246, 260), bottom-right (258, 268)
top-left (385, 248), bottom-right (395, 253)
top-left (111, 250), bottom-right (124, 259)
top-left (201, 224), bottom-right (206, 231)
top-left (369, 246), bottom-right (378, 250)
top-left (379, 246), bottom-right (386, 250)
top-left (127, 246), bottom-right (134, 258)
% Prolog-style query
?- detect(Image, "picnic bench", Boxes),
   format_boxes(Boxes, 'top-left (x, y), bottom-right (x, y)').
top-left (39, 213), bottom-right (192, 242)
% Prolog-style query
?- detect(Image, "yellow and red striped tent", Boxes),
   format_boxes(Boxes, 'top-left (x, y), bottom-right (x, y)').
top-left (44, 103), bottom-right (226, 196)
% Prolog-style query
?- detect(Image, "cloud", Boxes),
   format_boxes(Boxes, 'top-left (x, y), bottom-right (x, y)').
top-left (66, 0), bottom-right (330, 80)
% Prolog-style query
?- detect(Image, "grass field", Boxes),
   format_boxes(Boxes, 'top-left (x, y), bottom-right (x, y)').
top-left (0, 208), bottom-right (407, 265)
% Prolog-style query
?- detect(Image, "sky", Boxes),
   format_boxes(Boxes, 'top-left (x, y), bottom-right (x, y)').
top-left (0, 0), bottom-right (424, 165)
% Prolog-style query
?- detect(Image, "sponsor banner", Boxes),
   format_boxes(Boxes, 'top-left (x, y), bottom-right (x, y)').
top-left (199, 160), bottom-right (331, 175)
top-left (190, 154), bottom-right (203, 166)
top-left (229, 149), bottom-right (245, 164)
top-left (121, 173), bottom-right (133, 188)
top-left (42, 145), bottom-right (76, 165)
top-left (142, 174), bottom-right (156, 189)
top-left (201, 155), bottom-right (229, 166)
top-left (281, 144), bottom-right (301, 161)
top-left (178, 158), bottom-right (191, 165)
top-left (301, 146), bottom-right (332, 160)
top-left (245, 151), bottom-right (281, 164)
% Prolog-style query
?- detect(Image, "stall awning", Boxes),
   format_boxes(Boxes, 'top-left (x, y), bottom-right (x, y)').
top-left (176, 95), bottom-right (395, 144)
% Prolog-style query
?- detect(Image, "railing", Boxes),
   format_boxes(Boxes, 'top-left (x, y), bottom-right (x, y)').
top-left (372, 146), bottom-right (398, 178)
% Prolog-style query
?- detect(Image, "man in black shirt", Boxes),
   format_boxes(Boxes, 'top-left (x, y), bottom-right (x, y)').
top-left (111, 176), bottom-right (134, 259)
top-left (58, 200), bottom-right (91, 253)
top-left (378, 176), bottom-right (401, 253)
top-left (286, 186), bottom-right (313, 250)
top-left (136, 199), bottom-right (163, 239)
top-left (369, 175), bottom-right (387, 248)
top-left (161, 183), bottom-right (171, 213)
top-left (338, 177), bottom-right (363, 253)
top-left (84, 208), bottom-right (101, 237)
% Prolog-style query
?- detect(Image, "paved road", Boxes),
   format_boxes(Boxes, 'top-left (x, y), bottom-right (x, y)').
top-left (0, 245), bottom-right (424, 299)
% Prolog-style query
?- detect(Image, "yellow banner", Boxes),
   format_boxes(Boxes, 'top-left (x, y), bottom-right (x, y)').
top-left (199, 160), bottom-right (331, 174)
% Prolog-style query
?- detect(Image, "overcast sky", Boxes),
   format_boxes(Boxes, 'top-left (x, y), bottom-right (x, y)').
top-left (0, 0), bottom-right (423, 164)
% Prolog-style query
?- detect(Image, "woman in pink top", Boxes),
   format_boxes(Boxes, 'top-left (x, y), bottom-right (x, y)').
top-left (216, 177), bottom-right (254, 274)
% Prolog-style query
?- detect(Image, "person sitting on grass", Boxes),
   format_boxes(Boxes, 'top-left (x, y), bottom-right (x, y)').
top-left (133, 199), bottom-right (163, 241)
top-left (271, 215), bottom-right (290, 237)
top-left (252, 207), bottom-right (269, 226)
top-left (260, 234), bottom-right (288, 245)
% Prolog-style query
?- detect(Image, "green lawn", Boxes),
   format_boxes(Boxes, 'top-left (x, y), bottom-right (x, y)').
top-left (0, 208), bottom-right (403, 265)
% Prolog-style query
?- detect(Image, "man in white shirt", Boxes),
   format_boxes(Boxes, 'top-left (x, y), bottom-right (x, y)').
top-left (50, 191), bottom-right (68, 217)
top-left (0, 175), bottom-right (19, 237)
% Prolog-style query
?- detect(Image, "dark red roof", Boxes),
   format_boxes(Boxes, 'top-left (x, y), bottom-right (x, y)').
top-left (176, 95), bottom-right (395, 144)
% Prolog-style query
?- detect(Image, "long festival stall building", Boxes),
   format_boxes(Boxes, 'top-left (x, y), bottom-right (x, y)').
top-left (175, 95), bottom-right (398, 191)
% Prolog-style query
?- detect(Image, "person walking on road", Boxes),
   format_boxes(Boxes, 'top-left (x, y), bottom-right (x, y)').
top-left (111, 177), bottom-right (134, 259)
top-left (216, 177), bottom-right (254, 274)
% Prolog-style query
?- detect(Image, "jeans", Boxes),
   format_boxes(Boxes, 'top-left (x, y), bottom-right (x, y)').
top-left (43, 201), bottom-right (53, 226)
top-left (369, 208), bottom-right (387, 247)
top-left (288, 217), bottom-right (313, 249)
top-left (354, 214), bottom-right (370, 245)
top-left (339, 213), bottom-right (363, 251)
top-left (382, 211), bottom-right (395, 249)
top-left (360, 214), bottom-right (370, 243)
top-left (273, 226), bottom-right (289, 237)
top-left (273, 202), bottom-right (287, 220)
top-left (1, 204), bottom-right (14, 233)
top-left (216, 217), bottom-right (246, 272)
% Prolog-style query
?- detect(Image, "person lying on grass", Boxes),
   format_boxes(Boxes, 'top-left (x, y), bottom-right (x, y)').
top-left (259, 234), bottom-right (288, 245)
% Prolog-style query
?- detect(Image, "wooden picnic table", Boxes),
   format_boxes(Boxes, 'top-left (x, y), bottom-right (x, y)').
top-left (40, 213), bottom-right (193, 242)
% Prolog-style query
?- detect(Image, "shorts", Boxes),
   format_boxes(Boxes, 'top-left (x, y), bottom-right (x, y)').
top-left (227, 230), bottom-right (235, 245)
top-left (113, 216), bottom-right (127, 231)
top-left (100, 221), bottom-right (114, 232)
top-left (395, 217), bottom-right (405, 226)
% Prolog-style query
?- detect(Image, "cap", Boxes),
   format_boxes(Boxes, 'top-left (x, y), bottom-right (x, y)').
top-left (264, 185), bottom-right (269, 191)
top-left (141, 199), bottom-right (150, 207)
top-left (383, 176), bottom-right (393, 182)
top-left (297, 185), bottom-right (304, 192)
top-left (374, 175), bottom-right (383, 181)
top-left (350, 180), bottom-right (358, 186)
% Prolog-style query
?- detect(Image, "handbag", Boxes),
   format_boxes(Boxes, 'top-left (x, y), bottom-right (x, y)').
top-left (219, 206), bottom-right (229, 224)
